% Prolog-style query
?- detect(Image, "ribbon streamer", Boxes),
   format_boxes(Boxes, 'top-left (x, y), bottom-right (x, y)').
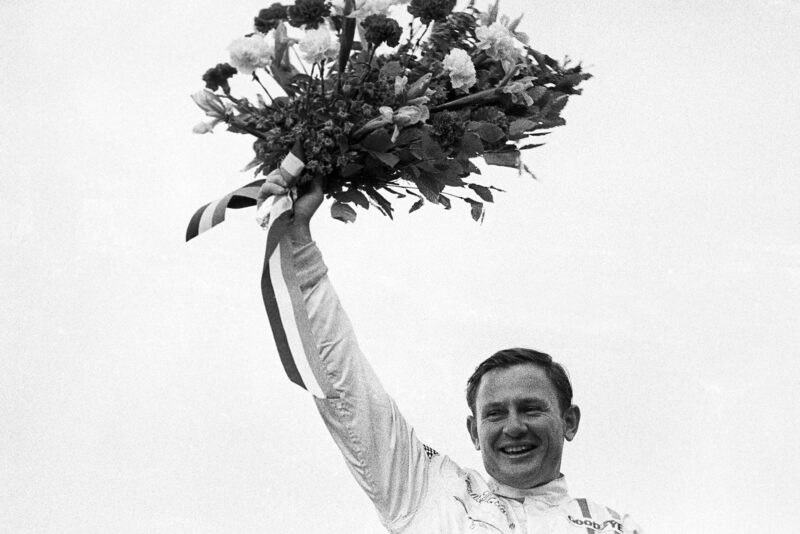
top-left (185, 180), bottom-right (265, 242)
top-left (186, 142), bottom-right (325, 397)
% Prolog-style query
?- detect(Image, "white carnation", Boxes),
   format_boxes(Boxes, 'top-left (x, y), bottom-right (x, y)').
top-left (476, 22), bottom-right (521, 72)
top-left (228, 34), bottom-right (275, 75)
top-left (332, 0), bottom-right (410, 19)
top-left (298, 26), bottom-right (340, 64)
top-left (442, 48), bottom-right (477, 91)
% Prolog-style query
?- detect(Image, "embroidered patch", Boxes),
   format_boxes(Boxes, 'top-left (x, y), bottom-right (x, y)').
top-left (463, 475), bottom-right (508, 515)
top-left (423, 444), bottom-right (439, 459)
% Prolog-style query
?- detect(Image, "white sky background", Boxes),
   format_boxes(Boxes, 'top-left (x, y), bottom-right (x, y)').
top-left (2, 0), bottom-right (799, 532)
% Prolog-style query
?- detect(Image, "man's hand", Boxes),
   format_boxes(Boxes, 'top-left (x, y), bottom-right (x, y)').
top-left (257, 174), bottom-right (324, 244)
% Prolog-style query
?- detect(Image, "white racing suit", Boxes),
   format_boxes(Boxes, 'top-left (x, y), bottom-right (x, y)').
top-left (291, 242), bottom-right (642, 534)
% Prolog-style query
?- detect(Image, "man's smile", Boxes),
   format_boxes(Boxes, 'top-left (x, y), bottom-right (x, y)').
top-left (498, 443), bottom-right (538, 457)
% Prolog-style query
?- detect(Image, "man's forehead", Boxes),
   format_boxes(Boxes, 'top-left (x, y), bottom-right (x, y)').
top-left (476, 364), bottom-right (558, 402)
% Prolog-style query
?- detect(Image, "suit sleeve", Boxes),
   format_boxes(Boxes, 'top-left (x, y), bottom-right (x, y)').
top-left (291, 241), bottom-right (430, 531)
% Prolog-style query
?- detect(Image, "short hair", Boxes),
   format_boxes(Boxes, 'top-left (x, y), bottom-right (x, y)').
top-left (466, 348), bottom-right (573, 416)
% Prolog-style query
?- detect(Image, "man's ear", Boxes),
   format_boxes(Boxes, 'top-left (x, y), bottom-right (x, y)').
top-left (563, 405), bottom-right (581, 441)
top-left (466, 415), bottom-right (480, 450)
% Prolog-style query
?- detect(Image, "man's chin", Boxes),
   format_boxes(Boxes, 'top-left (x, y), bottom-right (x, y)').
top-left (493, 463), bottom-right (542, 489)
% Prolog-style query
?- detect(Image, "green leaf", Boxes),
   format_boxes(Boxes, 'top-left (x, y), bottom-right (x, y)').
top-left (417, 160), bottom-right (438, 173)
top-left (334, 188), bottom-right (370, 209)
top-left (459, 133), bottom-right (484, 157)
top-left (464, 198), bottom-right (485, 222)
top-left (364, 187), bottom-right (394, 219)
top-left (484, 151), bottom-right (520, 168)
top-left (438, 195), bottom-right (452, 209)
top-left (549, 93), bottom-right (569, 114)
top-left (416, 131), bottom-right (446, 160)
top-left (395, 127), bottom-right (421, 146)
top-left (536, 118), bottom-right (566, 129)
top-left (528, 86), bottom-right (548, 103)
top-left (380, 60), bottom-right (404, 78)
top-left (292, 74), bottom-right (313, 85)
top-left (413, 172), bottom-right (444, 203)
top-left (521, 163), bottom-right (538, 180)
top-left (383, 186), bottom-right (406, 198)
top-left (468, 184), bottom-right (494, 203)
top-left (518, 143), bottom-right (545, 150)
top-left (369, 151), bottom-right (400, 168)
top-left (337, 134), bottom-right (349, 154)
top-left (361, 130), bottom-right (394, 153)
top-left (341, 163), bottom-right (364, 178)
top-left (409, 198), bottom-right (424, 213)
top-left (467, 121), bottom-right (505, 144)
top-left (410, 148), bottom-right (425, 161)
top-left (331, 201), bottom-right (357, 223)
top-left (241, 155), bottom-right (262, 173)
top-left (471, 106), bottom-right (505, 122)
top-left (435, 160), bottom-right (465, 187)
top-left (509, 118), bottom-right (539, 136)
top-left (456, 154), bottom-right (472, 176)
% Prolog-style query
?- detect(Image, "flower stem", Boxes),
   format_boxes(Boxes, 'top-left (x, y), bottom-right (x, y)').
top-left (430, 64), bottom-right (520, 111)
top-left (354, 45), bottom-right (378, 100)
top-left (413, 22), bottom-right (431, 52)
top-left (252, 72), bottom-right (274, 102)
top-left (292, 46), bottom-right (309, 75)
top-left (372, 179), bottom-right (470, 202)
top-left (319, 60), bottom-right (329, 108)
top-left (400, 20), bottom-right (417, 52)
top-left (359, 46), bottom-right (377, 85)
top-left (306, 63), bottom-right (316, 114)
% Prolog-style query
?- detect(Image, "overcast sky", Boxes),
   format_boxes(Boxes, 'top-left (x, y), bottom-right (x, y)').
top-left (2, 1), bottom-right (799, 533)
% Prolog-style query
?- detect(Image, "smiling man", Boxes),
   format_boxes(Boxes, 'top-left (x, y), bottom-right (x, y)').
top-left (466, 350), bottom-right (580, 491)
top-left (257, 177), bottom-right (642, 533)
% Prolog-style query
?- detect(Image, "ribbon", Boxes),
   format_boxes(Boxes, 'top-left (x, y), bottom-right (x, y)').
top-left (185, 180), bottom-right (264, 241)
top-left (186, 142), bottom-right (326, 397)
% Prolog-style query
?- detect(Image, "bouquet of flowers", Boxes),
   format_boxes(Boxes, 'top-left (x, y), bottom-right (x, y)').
top-left (191, 0), bottom-right (590, 223)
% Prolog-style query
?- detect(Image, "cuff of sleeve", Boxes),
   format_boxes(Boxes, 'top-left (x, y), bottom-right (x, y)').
top-left (293, 241), bottom-right (328, 290)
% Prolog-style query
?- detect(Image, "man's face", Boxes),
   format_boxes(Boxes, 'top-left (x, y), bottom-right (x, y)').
top-left (467, 364), bottom-right (580, 489)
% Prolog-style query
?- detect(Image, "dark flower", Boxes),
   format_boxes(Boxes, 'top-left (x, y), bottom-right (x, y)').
top-left (431, 110), bottom-right (465, 148)
top-left (202, 63), bottom-right (237, 93)
top-left (471, 105), bottom-right (509, 131)
top-left (429, 12), bottom-right (476, 53)
top-left (407, 0), bottom-right (456, 25)
top-left (361, 14), bottom-right (402, 48)
top-left (287, 0), bottom-right (331, 29)
top-left (254, 3), bottom-right (288, 33)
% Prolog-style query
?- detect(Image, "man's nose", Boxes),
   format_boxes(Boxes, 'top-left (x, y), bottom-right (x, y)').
top-left (503, 412), bottom-right (526, 437)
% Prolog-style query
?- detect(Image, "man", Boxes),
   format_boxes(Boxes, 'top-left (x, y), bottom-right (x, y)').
top-left (258, 176), bottom-right (642, 533)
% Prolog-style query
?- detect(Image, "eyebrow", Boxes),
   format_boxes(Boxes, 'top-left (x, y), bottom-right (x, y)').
top-left (481, 398), bottom-right (549, 411)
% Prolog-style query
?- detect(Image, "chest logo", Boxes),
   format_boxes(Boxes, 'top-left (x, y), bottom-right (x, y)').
top-left (567, 515), bottom-right (622, 532)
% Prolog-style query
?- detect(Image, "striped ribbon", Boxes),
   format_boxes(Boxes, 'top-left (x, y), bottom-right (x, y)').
top-left (186, 142), bottom-right (326, 397)
top-left (185, 180), bottom-right (265, 242)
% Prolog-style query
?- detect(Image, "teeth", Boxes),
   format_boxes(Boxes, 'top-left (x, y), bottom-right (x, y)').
top-left (502, 445), bottom-right (533, 454)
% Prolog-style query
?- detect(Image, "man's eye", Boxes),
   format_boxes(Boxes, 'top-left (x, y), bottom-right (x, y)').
top-left (485, 411), bottom-right (503, 419)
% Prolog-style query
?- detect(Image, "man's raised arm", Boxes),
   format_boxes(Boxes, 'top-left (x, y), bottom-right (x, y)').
top-left (259, 176), bottom-right (431, 531)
